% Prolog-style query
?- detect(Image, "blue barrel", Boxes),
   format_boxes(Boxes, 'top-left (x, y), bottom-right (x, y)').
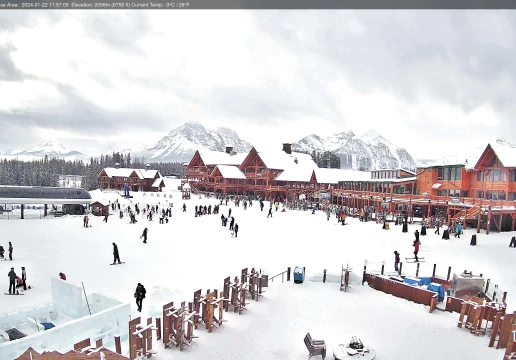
top-left (294, 266), bottom-right (305, 284)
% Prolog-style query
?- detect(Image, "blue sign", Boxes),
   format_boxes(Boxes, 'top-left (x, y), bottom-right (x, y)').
top-left (513, 330), bottom-right (516, 342)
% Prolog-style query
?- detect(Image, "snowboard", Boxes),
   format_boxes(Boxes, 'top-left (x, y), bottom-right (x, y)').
top-left (5, 293), bottom-right (24, 295)
top-left (110, 262), bottom-right (125, 265)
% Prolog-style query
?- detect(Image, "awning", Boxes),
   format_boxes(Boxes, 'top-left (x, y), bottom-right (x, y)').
top-left (431, 183), bottom-right (442, 189)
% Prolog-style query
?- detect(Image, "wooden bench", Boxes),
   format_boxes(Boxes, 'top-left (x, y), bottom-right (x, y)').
top-left (304, 332), bottom-right (326, 359)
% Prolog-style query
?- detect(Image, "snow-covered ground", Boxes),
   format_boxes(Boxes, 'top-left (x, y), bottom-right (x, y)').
top-left (1, 188), bottom-right (514, 359)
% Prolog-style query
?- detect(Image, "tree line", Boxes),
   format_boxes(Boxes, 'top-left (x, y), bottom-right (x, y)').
top-left (0, 153), bottom-right (186, 191)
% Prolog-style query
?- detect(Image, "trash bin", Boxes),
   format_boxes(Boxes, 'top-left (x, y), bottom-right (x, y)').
top-left (294, 266), bottom-right (305, 284)
top-left (260, 274), bottom-right (269, 288)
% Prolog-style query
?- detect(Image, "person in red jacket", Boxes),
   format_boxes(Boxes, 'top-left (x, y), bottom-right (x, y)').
top-left (394, 251), bottom-right (400, 272)
top-left (59, 272), bottom-right (67, 281)
top-left (413, 239), bottom-right (420, 262)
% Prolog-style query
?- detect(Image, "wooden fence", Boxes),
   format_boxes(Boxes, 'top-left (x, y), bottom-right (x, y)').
top-left (363, 273), bottom-right (437, 312)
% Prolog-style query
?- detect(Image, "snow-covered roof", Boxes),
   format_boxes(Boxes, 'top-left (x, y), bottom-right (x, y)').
top-left (372, 168), bottom-right (416, 175)
top-left (275, 167), bottom-right (314, 182)
top-left (182, 183), bottom-right (191, 190)
top-left (151, 178), bottom-right (165, 187)
top-left (213, 165), bottom-right (246, 179)
top-left (102, 167), bottom-right (161, 179)
top-left (198, 150), bottom-right (248, 166)
top-left (489, 140), bottom-right (516, 168)
top-left (367, 176), bottom-right (417, 183)
top-left (256, 149), bottom-right (317, 171)
top-left (103, 167), bottom-right (143, 179)
top-left (92, 200), bottom-right (110, 206)
top-left (314, 168), bottom-right (371, 184)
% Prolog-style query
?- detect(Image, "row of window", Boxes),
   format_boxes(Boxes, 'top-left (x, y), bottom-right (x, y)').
top-left (437, 166), bottom-right (462, 181)
top-left (474, 191), bottom-right (512, 201)
top-left (476, 169), bottom-right (515, 182)
top-left (371, 170), bottom-right (401, 179)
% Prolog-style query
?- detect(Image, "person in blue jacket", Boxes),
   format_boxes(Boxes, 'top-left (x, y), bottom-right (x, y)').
top-left (455, 223), bottom-right (462, 238)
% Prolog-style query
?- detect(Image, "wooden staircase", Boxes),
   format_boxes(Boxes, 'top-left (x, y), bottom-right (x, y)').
top-left (451, 205), bottom-right (481, 221)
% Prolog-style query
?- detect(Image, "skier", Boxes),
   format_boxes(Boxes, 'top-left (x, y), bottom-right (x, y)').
top-left (229, 217), bottom-right (235, 231)
top-left (275, 202), bottom-right (279, 212)
top-left (394, 251), bottom-right (400, 272)
top-left (21, 266), bottom-right (27, 291)
top-left (413, 239), bottom-right (420, 262)
top-left (434, 219), bottom-right (440, 235)
top-left (414, 229), bottom-right (420, 243)
top-left (83, 215), bottom-right (89, 227)
top-left (228, 208), bottom-right (232, 218)
top-left (8, 242), bottom-right (13, 261)
top-left (140, 228), bottom-right (148, 243)
top-left (234, 224), bottom-right (239, 238)
top-left (134, 283), bottom-right (146, 312)
top-left (455, 223), bottom-right (462, 238)
top-left (112, 243), bottom-right (121, 264)
top-left (260, 201), bottom-right (264, 211)
top-left (267, 206), bottom-right (273, 218)
top-left (183, 203), bottom-right (186, 212)
top-left (8, 267), bottom-right (17, 294)
top-left (59, 272), bottom-right (67, 280)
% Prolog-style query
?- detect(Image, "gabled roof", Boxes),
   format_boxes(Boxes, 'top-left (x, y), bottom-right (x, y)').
top-left (103, 167), bottom-right (142, 179)
top-left (255, 149), bottom-right (316, 171)
top-left (488, 141), bottom-right (516, 168)
top-left (91, 200), bottom-right (110, 206)
top-left (151, 178), bottom-right (165, 187)
top-left (274, 167), bottom-right (314, 182)
top-left (212, 165), bottom-right (246, 179)
top-left (139, 169), bottom-right (159, 179)
top-left (198, 150), bottom-right (248, 166)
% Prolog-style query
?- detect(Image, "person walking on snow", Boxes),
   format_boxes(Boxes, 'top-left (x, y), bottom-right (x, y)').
top-left (267, 206), bottom-right (273, 218)
top-left (234, 224), bottom-right (239, 237)
top-left (413, 239), bottom-right (420, 262)
top-left (394, 251), bottom-right (400, 272)
top-left (8, 267), bottom-right (17, 294)
top-left (140, 228), bottom-right (148, 243)
top-left (103, 213), bottom-right (109, 222)
top-left (112, 243), bottom-right (121, 264)
top-left (21, 266), bottom-right (27, 291)
top-left (455, 223), bottom-right (462, 238)
top-left (183, 203), bottom-right (186, 212)
top-left (8, 242), bottom-right (13, 261)
top-left (228, 208), bottom-right (232, 218)
top-left (229, 217), bottom-right (235, 231)
top-left (434, 219), bottom-right (440, 235)
top-left (134, 283), bottom-right (146, 312)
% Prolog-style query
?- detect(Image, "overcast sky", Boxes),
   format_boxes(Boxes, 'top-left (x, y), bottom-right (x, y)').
top-left (0, 10), bottom-right (513, 158)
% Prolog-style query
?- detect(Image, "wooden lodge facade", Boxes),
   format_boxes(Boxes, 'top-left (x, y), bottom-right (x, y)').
top-left (99, 163), bottom-right (164, 192)
top-left (185, 141), bottom-right (516, 233)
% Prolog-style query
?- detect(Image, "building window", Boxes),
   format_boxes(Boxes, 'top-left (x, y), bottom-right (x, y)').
top-left (477, 172), bottom-right (484, 182)
top-left (499, 192), bottom-right (507, 201)
top-left (486, 191), bottom-right (492, 200)
top-left (437, 168), bottom-right (443, 180)
top-left (510, 171), bottom-right (516, 182)
top-left (509, 192), bottom-right (516, 201)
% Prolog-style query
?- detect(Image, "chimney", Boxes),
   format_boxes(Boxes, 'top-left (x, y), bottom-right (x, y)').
top-left (282, 143), bottom-right (292, 155)
top-left (145, 163), bottom-right (151, 171)
top-left (225, 146), bottom-right (233, 154)
top-left (114, 162), bottom-right (120, 169)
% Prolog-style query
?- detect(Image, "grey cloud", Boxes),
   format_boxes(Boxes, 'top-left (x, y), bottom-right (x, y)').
top-left (89, 72), bottom-right (114, 89)
top-left (253, 10), bottom-right (516, 131)
top-left (81, 12), bottom-right (150, 55)
top-left (0, 43), bottom-right (39, 82)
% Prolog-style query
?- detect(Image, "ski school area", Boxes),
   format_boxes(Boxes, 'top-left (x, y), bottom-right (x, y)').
top-left (0, 185), bottom-right (516, 360)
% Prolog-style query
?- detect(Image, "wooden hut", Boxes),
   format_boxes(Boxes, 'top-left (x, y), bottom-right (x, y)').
top-left (91, 201), bottom-right (109, 216)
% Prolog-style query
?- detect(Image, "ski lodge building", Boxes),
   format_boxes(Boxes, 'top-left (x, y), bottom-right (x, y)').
top-left (184, 142), bottom-right (516, 232)
top-left (98, 163), bottom-right (165, 192)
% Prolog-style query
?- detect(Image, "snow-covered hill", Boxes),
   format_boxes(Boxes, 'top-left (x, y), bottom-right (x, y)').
top-left (2, 140), bottom-right (87, 161)
top-left (122, 122), bottom-right (253, 163)
top-left (293, 129), bottom-right (417, 171)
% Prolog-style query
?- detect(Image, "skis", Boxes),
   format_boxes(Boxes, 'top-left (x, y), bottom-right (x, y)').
top-left (5, 293), bottom-right (24, 295)
top-left (405, 258), bottom-right (425, 263)
top-left (110, 262), bottom-right (125, 265)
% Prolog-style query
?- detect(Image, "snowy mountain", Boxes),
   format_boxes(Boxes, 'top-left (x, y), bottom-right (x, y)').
top-left (292, 129), bottom-right (417, 171)
top-left (122, 122), bottom-right (253, 163)
top-left (2, 140), bottom-right (87, 161)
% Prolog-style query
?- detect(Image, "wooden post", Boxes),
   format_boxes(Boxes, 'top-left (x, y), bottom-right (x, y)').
top-left (447, 266), bottom-right (452, 282)
top-left (477, 212), bottom-right (481, 233)
top-left (463, 207), bottom-right (468, 228)
top-left (485, 279), bottom-right (491, 295)
top-left (287, 267), bottom-right (291, 282)
top-left (512, 214), bottom-right (515, 231)
top-left (381, 264), bottom-right (385, 275)
top-left (399, 262), bottom-right (403, 276)
top-left (115, 335), bottom-right (122, 354)
top-left (362, 261), bottom-right (367, 285)
top-left (487, 206), bottom-right (492, 235)
top-left (323, 269), bottom-right (327, 283)
top-left (498, 213), bottom-right (503, 233)
top-left (416, 262), bottom-right (420, 277)
top-left (432, 264), bottom-right (437, 278)
top-left (503, 291), bottom-right (507, 304)
top-left (156, 317), bottom-right (161, 341)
